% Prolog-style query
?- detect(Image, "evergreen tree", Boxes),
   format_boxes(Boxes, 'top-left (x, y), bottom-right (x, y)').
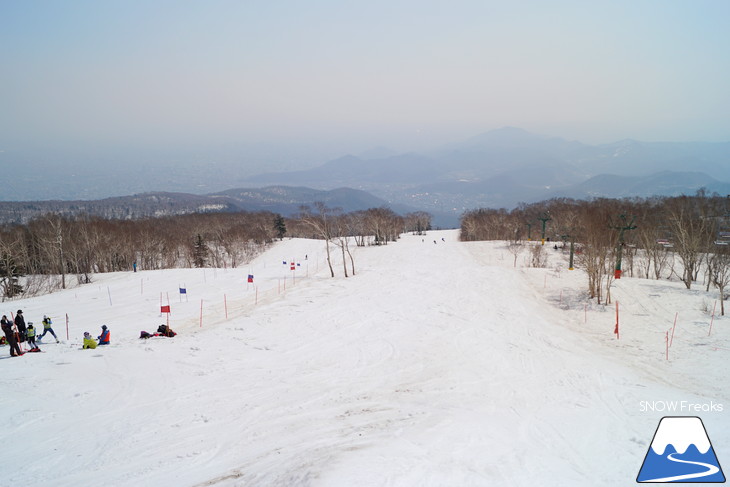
top-left (274, 214), bottom-right (287, 240)
top-left (0, 252), bottom-right (24, 298)
top-left (193, 234), bottom-right (208, 268)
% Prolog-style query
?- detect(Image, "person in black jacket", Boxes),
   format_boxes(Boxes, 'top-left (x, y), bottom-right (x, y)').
top-left (2, 315), bottom-right (22, 356)
top-left (14, 310), bottom-right (27, 343)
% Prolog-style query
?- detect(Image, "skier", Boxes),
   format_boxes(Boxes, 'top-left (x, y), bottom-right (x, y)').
top-left (98, 325), bottom-right (110, 345)
top-left (38, 315), bottom-right (59, 343)
top-left (14, 310), bottom-right (27, 343)
top-left (82, 332), bottom-right (97, 349)
top-left (26, 324), bottom-right (38, 349)
top-left (2, 315), bottom-right (22, 357)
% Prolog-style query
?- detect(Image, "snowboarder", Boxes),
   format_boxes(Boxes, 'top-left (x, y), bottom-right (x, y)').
top-left (82, 332), bottom-right (97, 349)
top-left (38, 315), bottom-right (59, 343)
top-left (14, 310), bottom-right (27, 343)
top-left (98, 325), bottom-right (110, 345)
top-left (2, 315), bottom-right (22, 357)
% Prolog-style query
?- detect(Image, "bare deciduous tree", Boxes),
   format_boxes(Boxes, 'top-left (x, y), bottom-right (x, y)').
top-left (666, 195), bottom-right (715, 289)
top-left (299, 202), bottom-right (338, 277)
top-left (709, 244), bottom-right (730, 315)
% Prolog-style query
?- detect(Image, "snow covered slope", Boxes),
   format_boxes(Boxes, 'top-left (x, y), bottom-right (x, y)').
top-left (1, 230), bottom-right (728, 486)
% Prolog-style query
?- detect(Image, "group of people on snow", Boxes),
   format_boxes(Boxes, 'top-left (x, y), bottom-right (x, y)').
top-left (0, 309), bottom-right (108, 356)
top-left (82, 325), bottom-right (111, 349)
top-left (1, 311), bottom-right (59, 357)
top-left (2, 308), bottom-right (180, 356)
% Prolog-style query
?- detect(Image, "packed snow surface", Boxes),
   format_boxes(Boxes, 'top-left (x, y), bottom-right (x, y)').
top-left (2, 230), bottom-right (728, 486)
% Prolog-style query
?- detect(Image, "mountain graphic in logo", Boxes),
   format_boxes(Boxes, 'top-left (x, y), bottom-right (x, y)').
top-left (637, 416), bottom-right (725, 483)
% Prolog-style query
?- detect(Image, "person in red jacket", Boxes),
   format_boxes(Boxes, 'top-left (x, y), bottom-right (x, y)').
top-left (98, 325), bottom-right (110, 345)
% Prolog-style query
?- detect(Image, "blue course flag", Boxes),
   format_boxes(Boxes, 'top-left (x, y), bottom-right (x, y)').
top-left (282, 261), bottom-right (287, 265)
top-left (179, 288), bottom-right (187, 294)
top-left (247, 275), bottom-right (254, 283)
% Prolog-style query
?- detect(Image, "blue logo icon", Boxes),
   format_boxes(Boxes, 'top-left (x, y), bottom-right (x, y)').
top-left (637, 416), bottom-right (725, 483)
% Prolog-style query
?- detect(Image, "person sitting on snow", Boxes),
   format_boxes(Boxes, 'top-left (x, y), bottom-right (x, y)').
top-left (157, 324), bottom-right (176, 337)
top-left (98, 325), bottom-right (110, 345)
top-left (83, 332), bottom-right (97, 349)
top-left (38, 315), bottom-right (59, 343)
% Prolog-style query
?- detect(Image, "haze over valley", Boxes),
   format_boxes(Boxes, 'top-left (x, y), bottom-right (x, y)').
top-left (2, 127), bottom-right (729, 228)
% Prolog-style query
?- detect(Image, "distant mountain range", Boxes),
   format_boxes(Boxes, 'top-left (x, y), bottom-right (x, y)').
top-left (2, 127), bottom-right (729, 228)
top-left (245, 127), bottom-right (730, 223)
top-left (0, 187), bottom-right (416, 226)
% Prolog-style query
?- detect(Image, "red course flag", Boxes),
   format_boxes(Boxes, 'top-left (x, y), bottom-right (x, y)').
top-left (161, 305), bottom-right (171, 313)
top-left (290, 262), bottom-right (295, 271)
top-left (247, 274), bottom-right (254, 283)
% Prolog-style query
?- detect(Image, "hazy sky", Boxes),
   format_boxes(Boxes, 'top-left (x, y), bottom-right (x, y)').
top-left (2, 0), bottom-right (730, 167)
